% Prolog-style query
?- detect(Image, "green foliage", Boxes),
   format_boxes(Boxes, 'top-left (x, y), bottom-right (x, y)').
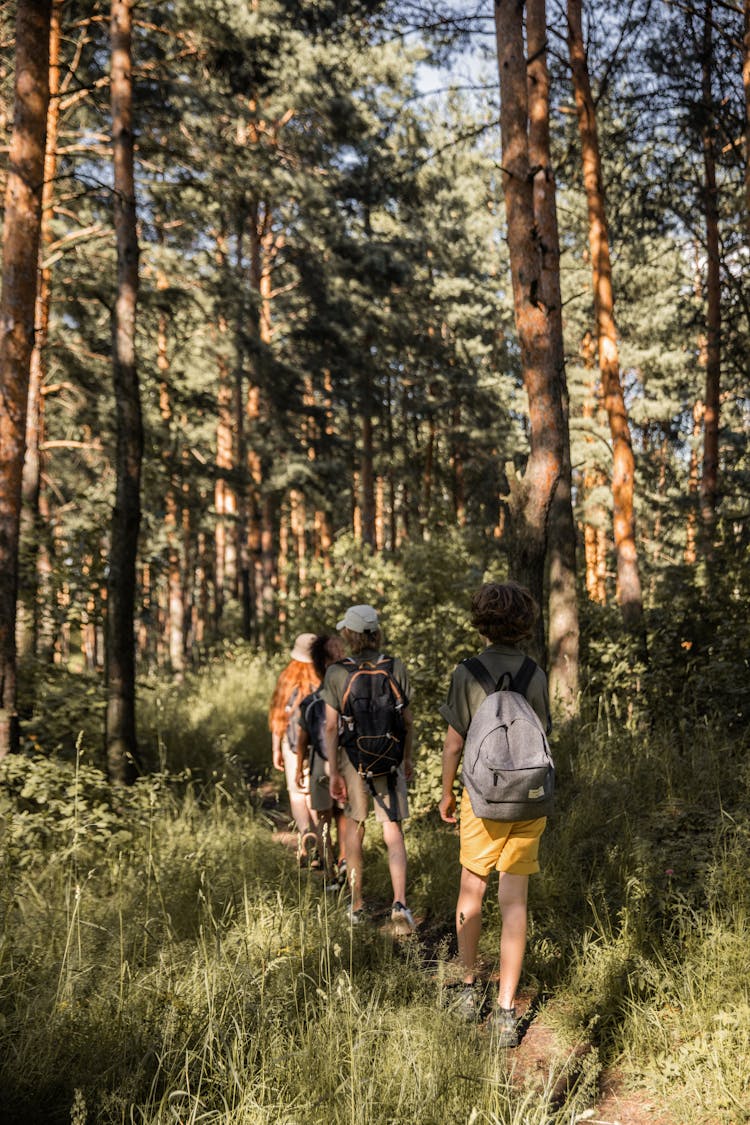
top-left (137, 646), bottom-right (279, 779)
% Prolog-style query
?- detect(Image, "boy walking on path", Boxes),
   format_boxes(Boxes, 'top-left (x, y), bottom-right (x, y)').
top-left (439, 581), bottom-right (552, 1047)
top-left (322, 604), bottom-right (416, 931)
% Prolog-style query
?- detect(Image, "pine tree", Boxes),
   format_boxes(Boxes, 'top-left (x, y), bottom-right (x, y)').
top-left (0, 0), bottom-right (51, 758)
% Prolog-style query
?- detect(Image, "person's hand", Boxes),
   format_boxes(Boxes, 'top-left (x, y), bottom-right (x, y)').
top-left (403, 756), bottom-right (414, 782)
top-left (272, 738), bottom-right (283, 772)
top-left (329, 771), bottom-right (347, 803)
top-left (439, 793), bottom-right (457, 824)
top-left (295, 767), bottom-right (304, 790)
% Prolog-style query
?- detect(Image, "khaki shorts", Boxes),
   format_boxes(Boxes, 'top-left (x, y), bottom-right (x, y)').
top-left (339, 750), bottom-right (409, 824)
top-left (459, 788), bottom-right (545, 877)
top-left (307, 755), bottom-right (344, 814)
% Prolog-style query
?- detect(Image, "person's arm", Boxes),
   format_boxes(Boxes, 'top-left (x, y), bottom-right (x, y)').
top-left (295, 728), bottom-right (310, 790)
top-left (324, 703), bottom-right (346, 802)
top-left (402, 706), bottom-right (414, 781)
top-left (439, 725), bottom-right (464, 823)
top-left (272, 731), bottom-right (283, 772)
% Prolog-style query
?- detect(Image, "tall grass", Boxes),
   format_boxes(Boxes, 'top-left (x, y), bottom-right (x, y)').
top-left (0, 764), bottom-right (586, 1124)
top-left (2, 643), bottom-right (749, 1123)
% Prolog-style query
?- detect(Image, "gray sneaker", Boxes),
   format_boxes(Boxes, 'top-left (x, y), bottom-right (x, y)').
top-left (449, 983), bottom-right (481, 1021)
top-left (487, 1005), bottom-right (519, 1047)
top-left (347, 904), bottom-right (366, 925)
top-left (390, 901), bottom-right (416, 931)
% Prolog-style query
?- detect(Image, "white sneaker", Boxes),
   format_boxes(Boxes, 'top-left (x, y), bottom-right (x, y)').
top-left (390, 901), bottom-right (415, 931)
top-left (347, 904), bottom-right (366, 925)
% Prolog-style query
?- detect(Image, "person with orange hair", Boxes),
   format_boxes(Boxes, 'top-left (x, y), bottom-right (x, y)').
top-left (269, 633), bottom-right (319, 853)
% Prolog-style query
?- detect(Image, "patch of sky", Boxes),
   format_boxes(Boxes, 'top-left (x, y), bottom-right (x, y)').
top-left (405, 1), bottom-right (496, 109)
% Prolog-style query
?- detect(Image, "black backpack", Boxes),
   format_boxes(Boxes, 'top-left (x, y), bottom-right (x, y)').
top-left (462, 655), bottom-right (555, 821)
top-left (301, 690), bottom-right (328, 765)
top-left (339, 655), bottom-right (406, 787)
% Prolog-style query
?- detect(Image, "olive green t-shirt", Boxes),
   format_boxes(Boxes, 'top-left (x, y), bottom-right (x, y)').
top-left (439, 644), bottom-right (551, 739)
top-left (320, 648), bottom-right (411, 712)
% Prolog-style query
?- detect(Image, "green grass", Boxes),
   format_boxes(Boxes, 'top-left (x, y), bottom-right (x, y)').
top-left (2, 649), bottom-right (750, 1124)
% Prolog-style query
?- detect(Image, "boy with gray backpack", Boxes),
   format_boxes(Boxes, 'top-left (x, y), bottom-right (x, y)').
top-left (439, 581), bottom-right (553, 1047)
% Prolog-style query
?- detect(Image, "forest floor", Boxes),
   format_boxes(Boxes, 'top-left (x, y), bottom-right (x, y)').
top-left (263, 789), bottom-right (676, 1125)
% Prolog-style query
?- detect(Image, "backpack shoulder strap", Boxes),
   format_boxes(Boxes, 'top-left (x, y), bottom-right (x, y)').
top-left (511, 656), bottom-right (537, 698)
top-left (462, 656), bottom-right (497, 697)
top-left (379, 655), bottom-right (404, 707)
top-left (304, 690), bottom-right (320, 720)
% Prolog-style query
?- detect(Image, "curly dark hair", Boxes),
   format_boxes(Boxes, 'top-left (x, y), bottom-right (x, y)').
top-left (311, 634), bottom-right (345, 679)
top-left (470, 581), bottom-right (538, 644)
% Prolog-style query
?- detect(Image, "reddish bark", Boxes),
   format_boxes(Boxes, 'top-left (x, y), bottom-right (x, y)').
top-left (106, 0), bottom-right (143, 783)
top-left (158, 304), bottom-right (184, 677)
top-left (568, 0), bottom-right (644, 633)
top-left (494, 0), bottom-right (565, 654)
top-left (17, 0), bottom-right (61, 680)
top-left (527, 0), bottom-right (579, 716)
top-left (0, 0), bottom-right (51, 757)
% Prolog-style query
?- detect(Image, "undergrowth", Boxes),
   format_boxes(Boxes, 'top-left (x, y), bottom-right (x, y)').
top-left (3, 556), bottom-right (750, 1123)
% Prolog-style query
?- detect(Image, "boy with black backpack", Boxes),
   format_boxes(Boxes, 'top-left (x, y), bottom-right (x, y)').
top-left (439, 582), bottom-right (553, 1047)
top-left (322, 605), bottom-right (416, 931)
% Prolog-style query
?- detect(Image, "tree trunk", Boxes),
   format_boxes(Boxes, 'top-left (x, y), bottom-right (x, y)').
top-left (16, 0), bottom-right (61, 693)
top-left (743, 0), bottom-right (750, 240)
top-left (567, 0), bottom-right (644, 634)
top-left (213, 231), bottom-right (236, 626)
top-left (494, 0), bottom-right (565, 658)
top-left (451, 402), bottom-right (466, 527)
top-left (527, 0), bottom-right (579, 717)
top-left (159, 351), bottom-right (184, 677)
top-left (0, 0), bottom-right (51, 758)
top-left (106, 0), bottom-right (143, 783)
top-left (685, 398), bottom-right (703, 565)
top-left (352, 469), bottom-right (362, 541)
top-left (580, 335), bottom-right (608, 604)
top-left (699, 0), bottom-right (721, 549)
top-left (360, 372), bottom-right (376, 548)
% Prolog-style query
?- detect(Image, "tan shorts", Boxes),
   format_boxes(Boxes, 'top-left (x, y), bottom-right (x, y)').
top-left (459, 788), bottom-right (545, 877)
top-left (339, 750), bottom-right (409, 824)
top-left (307, 755), bottom-right (344, 814)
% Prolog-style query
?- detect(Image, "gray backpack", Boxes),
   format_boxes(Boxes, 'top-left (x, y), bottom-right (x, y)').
top-left (462, 656), bottom-right (554, 821)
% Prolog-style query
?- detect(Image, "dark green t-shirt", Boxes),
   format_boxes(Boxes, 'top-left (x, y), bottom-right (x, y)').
top-left (321, 648), bottom-right (411, 712)
top-left (439, 644), bottom-right (551, 739)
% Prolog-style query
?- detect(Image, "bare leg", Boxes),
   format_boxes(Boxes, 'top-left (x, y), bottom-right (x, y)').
top-left (496, 871), bottom-right (528, 1009)
top-left (333, 808), bottom-right (346, 864)
top-left (381, 818), bottom-right (408, 905)
top-left (456, 866), bottom-right (488, 984)
top-left (289, 791), bottom-right (313, 840)
top-left (282, 743), bottom-right (313, 839)
top-left (310, 808), bottom-right (335, 875)
top-left (342, 817), bottom-right (365, 909)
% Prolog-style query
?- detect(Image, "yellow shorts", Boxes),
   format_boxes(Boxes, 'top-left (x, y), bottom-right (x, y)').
top-left (459, 789), bottom-right (546, 877)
